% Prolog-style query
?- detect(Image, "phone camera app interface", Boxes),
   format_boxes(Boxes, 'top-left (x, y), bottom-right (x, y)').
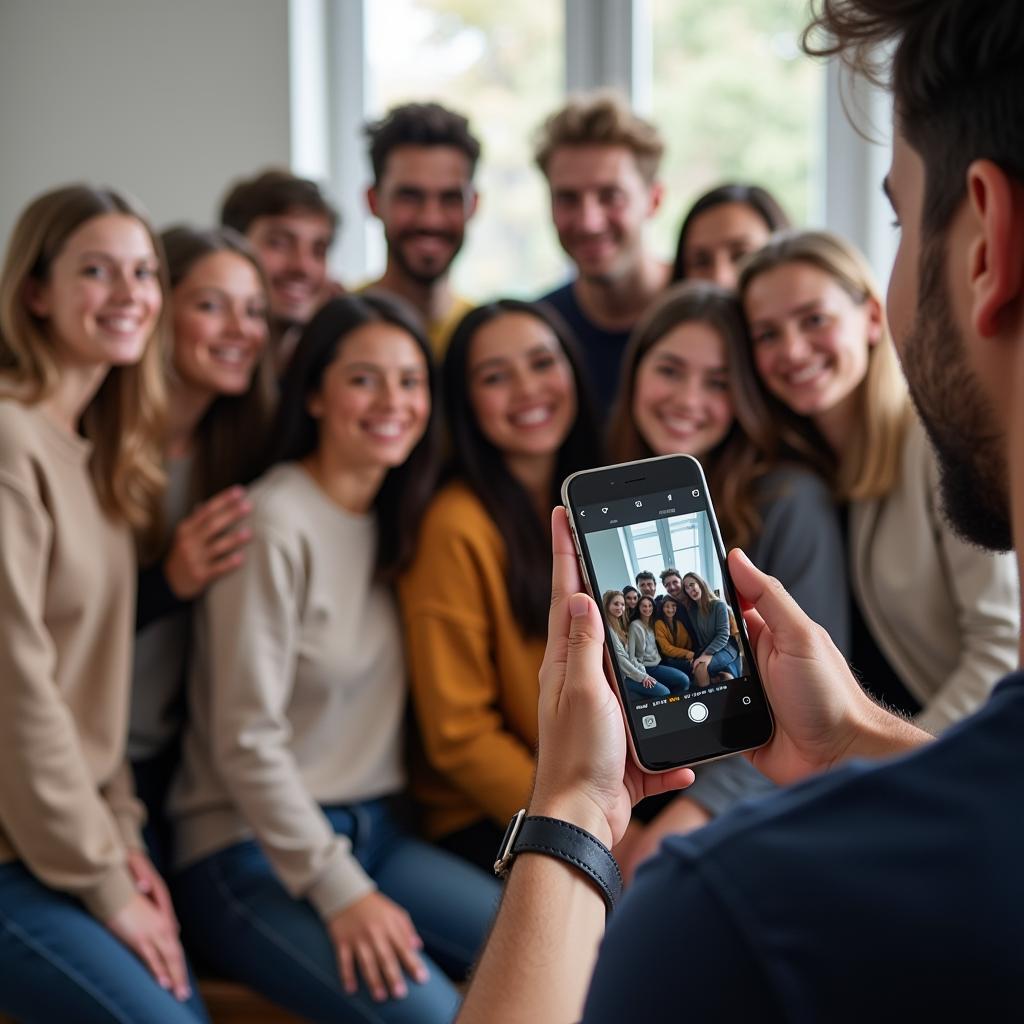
top-left (579, 490), bottom-right (753, 744)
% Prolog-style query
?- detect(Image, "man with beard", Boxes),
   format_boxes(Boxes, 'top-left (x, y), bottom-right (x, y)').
top-left (220, 169), bottom-right (341, 373)
top-left (535, 93), bottom-right (669, 415)
top-left (362, 102), bottom-right (480, 357)
top-left (455, 2), bottom-right (1024, 1021)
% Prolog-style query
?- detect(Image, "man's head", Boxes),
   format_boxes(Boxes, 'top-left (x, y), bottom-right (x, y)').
top-left (364, 102), bottom-right (481, 288)
top-left (220, 170), bottom-right (339, 329)
top-left (534, 92), bottom-right (665, 285)
top-left (660, 569), bottom-right (683, 600)
top-left (635, 571), bottom-right (657, 599)
top-left (806, 0), bottom-right (1024, 552)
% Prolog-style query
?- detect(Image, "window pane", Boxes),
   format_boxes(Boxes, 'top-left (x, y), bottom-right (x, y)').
top-left (366, 0), bottom-right (565, 300)
top-left (650, 0), bottom-right (823, 256)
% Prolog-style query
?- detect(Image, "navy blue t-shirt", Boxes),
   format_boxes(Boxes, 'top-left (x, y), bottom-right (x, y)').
top-left (539, 281), bottom-right (631, 418)
top-left (582, 671), bottom-right (1024, 1022)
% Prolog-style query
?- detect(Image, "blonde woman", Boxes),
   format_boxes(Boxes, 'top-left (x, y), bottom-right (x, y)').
top-left (0, 186), bottom-right (206, 1021)
top-left (741, 229), bottom-right (1019, 732)
top-left (602, 591), bottom-right (671, 698)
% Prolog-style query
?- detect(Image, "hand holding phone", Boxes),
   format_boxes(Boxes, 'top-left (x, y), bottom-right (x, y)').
top-left (563, 455), bottom-right (774, 772)
top-left (529, 508), bottom-right (696, 849)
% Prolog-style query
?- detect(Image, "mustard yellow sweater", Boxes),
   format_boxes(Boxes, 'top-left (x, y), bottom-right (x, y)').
top-left (398, 482), bottom-right (544, 838)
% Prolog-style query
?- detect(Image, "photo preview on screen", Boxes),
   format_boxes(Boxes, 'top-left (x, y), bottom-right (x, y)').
top-left (580, 488), bottom-right (755, 749)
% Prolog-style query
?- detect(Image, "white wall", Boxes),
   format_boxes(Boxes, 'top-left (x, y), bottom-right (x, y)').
top-left (0, 0), bottom-right (291, 251)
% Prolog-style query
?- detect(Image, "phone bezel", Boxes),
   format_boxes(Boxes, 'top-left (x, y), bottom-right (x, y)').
top-left (562, 454), bottom-right (775, 773)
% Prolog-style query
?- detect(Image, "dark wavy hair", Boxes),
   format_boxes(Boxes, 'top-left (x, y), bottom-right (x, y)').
top-left (671, 183), bottom-right (790, 283)
top-left (271, 293), bottom-right (441, 581)
top-left (443, 299), bottom-right (601, 637)
top-left (161, 225), bottom-right (276, 520)
top-left (803, 0), bottom-right (1024, 237)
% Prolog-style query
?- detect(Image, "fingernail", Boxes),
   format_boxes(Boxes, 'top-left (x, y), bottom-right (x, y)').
top-left (394, 985), bottom-right (407, 999)
top-left (569, 593), bottom-right (588, 618)
top-left (734, 548), bottom-right (752, 567)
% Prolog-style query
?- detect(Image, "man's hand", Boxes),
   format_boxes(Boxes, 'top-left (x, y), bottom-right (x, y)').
top-left (529, 508), bottom-right (694, 848)
top-left (729, 549), bottom-right (932, 785)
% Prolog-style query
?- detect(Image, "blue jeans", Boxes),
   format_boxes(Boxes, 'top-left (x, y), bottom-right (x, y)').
top-left (0, 861), bottom-right (209, 1024)
top-left (626, 677), bottom-right (670, 697)
top-left (705, 646), bottom-right (742, 678)
top-left (172, 798), bottom-right (500, 1024)
top-left (648, 663), bottom-right (692, 692)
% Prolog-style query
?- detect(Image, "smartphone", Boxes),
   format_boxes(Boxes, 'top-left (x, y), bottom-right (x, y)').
top-left (562, 454), bottom-right (774, 772)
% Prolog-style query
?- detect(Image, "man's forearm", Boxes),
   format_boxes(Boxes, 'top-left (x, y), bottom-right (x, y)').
top-left (459, 799), bottom-right (611, 1024)
top-left (459, 853), bottom-right (604, 1024)
top-left (840, 700), bottom-right (933, 765)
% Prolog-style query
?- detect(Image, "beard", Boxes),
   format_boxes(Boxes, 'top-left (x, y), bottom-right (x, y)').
top-left (899, 233), bottom-right (1012, 552)
top-left (388, 228), bottom-right (462, 287)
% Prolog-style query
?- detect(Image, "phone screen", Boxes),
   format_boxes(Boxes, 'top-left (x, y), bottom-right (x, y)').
top-left (565, 456), bottom-right (773, 771)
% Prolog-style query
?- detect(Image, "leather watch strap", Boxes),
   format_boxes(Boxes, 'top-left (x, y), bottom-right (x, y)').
top-left (494, 811), bottom-right (623, 914)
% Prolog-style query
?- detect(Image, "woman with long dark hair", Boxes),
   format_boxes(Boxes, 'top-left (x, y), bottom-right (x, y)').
top-left (678, 572), bottom-right (742, 686)
top-left (170, 294), bottom-right (497, 1022)
top-left (0, 185), bottom-right (205, 1021)
top-left (671, 182), bottom-right (789, 289)
top-left (398, 298), bottom-right (600, 871)
top-left (607, 280), bottom-right (849, 876)
top-left (129, 225), bottom-right (275, 870)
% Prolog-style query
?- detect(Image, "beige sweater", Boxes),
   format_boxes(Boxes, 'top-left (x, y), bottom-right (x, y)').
top-left (170, 463), bottom-right (406, 921)
top-left (0, 399), bottom-right (141, 920)
top-left (850, 417), bottom-right (1020, 734)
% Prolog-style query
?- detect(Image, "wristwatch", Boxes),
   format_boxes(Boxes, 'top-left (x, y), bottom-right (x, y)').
top-left (494, 809), bottom-right (623, 914)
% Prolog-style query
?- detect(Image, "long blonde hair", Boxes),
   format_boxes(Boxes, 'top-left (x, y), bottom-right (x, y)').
top-left (602, 590), bottom-right (630, 642)
top-left (0, 186), bottom-right (168, 539)
top-left (738, 229), bottom-right (912, 501)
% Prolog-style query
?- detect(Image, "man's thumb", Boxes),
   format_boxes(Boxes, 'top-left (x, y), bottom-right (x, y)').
top-left (565, 592), bottom-right (606, 676)
top-left (728, 548), bottom-right (809, 643)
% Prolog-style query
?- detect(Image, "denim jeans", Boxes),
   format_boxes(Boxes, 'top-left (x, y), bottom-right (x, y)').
top-left (647, 663), bottom-right (691, 692)
top-left (0, 861), bottom-right (209, 1024)
top-left (625, 677), bottom-right (670, 697)
top-left (172, 798), bottom-right (500, 1024)
top-left (705, 647), bottom-right (742, 678)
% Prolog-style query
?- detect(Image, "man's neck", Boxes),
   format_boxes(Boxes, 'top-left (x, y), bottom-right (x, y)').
top-left (1009, 345), bottom-right (1024, 667)
top-left (372, 260), bottom-right (454, 327)
top-left (573, 252), bottom-right (669, 332)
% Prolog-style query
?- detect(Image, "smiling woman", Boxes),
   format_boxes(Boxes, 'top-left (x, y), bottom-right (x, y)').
top-left (605, 281), bottom-right (849, 878)
top-left (397, 298), bottom-right (600, 871)
top-left (128, 225), bottom-right (277, 873)
top-left (168, 292), bottom-right (500, 1022)
top-left (0, 185), bottom-right (210, 1022)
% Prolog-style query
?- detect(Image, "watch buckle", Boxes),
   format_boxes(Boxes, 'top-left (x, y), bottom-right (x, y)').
top-left (493, 808), bottom-right (527, 878)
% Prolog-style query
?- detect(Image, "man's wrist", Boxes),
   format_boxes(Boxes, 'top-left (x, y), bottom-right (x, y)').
top-left (842, 696), bottom-right (932, 764)
top-left (527, 792), bottom-right (614, 849)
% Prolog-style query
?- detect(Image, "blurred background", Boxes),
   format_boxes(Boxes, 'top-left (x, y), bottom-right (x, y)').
top-left (0, 0), bottom-right (897, 296)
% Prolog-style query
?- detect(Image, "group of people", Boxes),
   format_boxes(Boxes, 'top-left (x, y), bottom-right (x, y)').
top-left (0, 60), bottom-right (1020, 1024)
top-left (605, 568), bottom-right (742, 697)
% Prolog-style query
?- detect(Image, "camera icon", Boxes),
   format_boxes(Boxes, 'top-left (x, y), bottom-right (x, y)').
top-left (691, 488), bottom-right (700, 497)
top-left (642, 715), bottom-right (657, 729)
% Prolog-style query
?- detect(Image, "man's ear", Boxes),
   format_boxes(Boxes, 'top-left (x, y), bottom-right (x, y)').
top-left (366, 185), bottom-right (380, 218)
top-left (967, 159), bottom-right (1024, 338)
top-left (466, 188), bottom-right (480, 220)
